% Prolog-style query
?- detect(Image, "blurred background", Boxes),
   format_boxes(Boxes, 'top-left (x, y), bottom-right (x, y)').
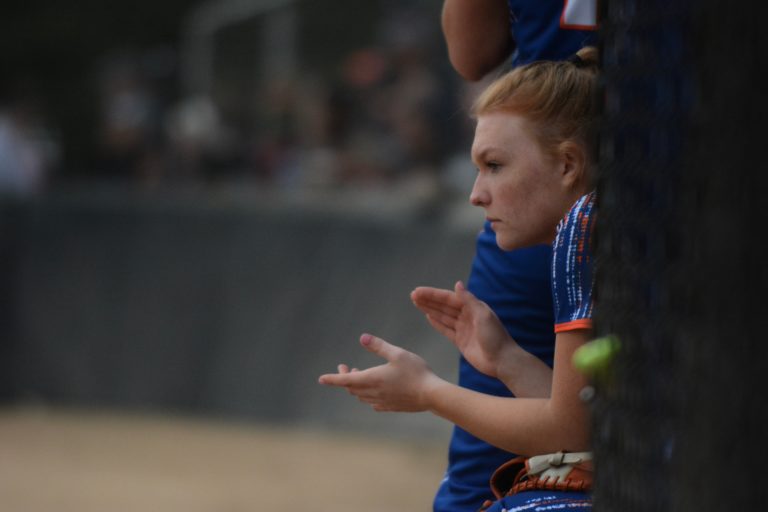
top-left (0, 0), bottom-right (489, 509)
top-left (0, 0), bottom-right (488, 197)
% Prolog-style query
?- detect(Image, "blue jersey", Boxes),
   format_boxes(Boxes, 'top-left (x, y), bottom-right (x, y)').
top-left (483, 490), bottom-right (593, 512)
top-left (507, 0), bottom-right (598, 66)
top-left (434, 229), bottom-right (555, 512)
top-left (434, 2), bottom-right (597, 511)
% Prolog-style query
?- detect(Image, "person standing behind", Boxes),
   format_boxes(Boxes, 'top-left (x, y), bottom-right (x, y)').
top-left (433, 2), bottom-right (596, 510)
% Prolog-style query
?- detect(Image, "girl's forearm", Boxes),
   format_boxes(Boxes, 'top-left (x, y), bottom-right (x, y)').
top-left (423, 379), bottom-right (590, 456)
top-left (495, 344), bottom-right (554, 398)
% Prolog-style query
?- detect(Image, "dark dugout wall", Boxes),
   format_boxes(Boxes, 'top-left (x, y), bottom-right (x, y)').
top-left (0, 190), bottom-right (474, 439)
top-left (593, 0), bottom-right (768, 510)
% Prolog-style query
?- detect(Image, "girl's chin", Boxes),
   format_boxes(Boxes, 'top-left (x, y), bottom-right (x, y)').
top-left (495, 232), bottom-right (542, 251)
top-left (494, 235), bottom-right (517, 251)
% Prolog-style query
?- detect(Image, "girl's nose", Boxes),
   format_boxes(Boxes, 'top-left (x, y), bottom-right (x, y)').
top-left (470, 175), bottom-right (490, 207)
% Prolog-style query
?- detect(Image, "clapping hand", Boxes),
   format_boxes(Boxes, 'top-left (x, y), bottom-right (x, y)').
top-left (318, 334), bottom-right (442, 413)
top-left (410, 281), bottom-right (516, 379)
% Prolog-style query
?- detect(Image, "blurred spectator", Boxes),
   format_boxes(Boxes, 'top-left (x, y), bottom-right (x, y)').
top-left (249, 77), bottom-right (307, 187)
top-left (164, 94), bottom-right (241, 184)
top-left (0, 84), bottom-right (59, 197)
top-left (95, 50), bottom-right (163, 180)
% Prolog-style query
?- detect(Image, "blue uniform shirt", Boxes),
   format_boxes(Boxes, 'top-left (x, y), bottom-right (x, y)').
top-left (507, 0), bottom-right (598, 66)
top-left (433, 226), bottom-right (554, 512)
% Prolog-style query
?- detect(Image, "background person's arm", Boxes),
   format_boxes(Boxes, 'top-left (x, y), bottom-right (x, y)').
top-left (441, 0), bottom-right (514, 81)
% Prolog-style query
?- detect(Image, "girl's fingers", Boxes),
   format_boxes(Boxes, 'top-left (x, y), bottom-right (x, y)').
top-left (414, 304), bottom-right (462, 322)
top-left (429, 311), bottom-right (457, 330)
top-left (413, 297), bottom-right (462, 315)
top-left (426, 314), bottom-right (457, 341)
top-left (412, 287), bottom-right (463, 308)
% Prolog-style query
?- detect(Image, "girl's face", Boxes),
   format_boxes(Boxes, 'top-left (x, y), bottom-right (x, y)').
top-left (470, 112), bottom-right (580, 251)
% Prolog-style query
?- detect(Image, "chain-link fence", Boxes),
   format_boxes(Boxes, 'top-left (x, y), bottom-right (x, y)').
top-left (592, 0), bottom-right (768, 509)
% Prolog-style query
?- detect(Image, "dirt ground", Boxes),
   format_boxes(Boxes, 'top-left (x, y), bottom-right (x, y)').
top-left (0, 406), bottom-right (448, 512)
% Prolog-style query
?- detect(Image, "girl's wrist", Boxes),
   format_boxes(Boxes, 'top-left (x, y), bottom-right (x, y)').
top-left (421, 373), bottom-right (450, 413)
top-left (495, 343), bottom-right (527, 389)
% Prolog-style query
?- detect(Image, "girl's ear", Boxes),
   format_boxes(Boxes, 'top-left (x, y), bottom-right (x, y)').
top-left (558, 141), bottom-right (587, 189)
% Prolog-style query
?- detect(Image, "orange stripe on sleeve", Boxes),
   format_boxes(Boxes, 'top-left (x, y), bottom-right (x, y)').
top-left (554, 318), bottom-right (594, 333)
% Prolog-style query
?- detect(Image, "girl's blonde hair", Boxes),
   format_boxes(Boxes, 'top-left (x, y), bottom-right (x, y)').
top-left (472, 46), bottom-right (600, 161)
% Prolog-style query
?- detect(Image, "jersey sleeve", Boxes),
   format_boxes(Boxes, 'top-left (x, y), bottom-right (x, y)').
top-left (551, 192), bottom-right (596, 333)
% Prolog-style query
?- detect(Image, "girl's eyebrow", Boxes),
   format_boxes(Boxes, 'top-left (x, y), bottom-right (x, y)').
top-left (472, 146), bottom-right (511, 165)
top-left (471, 147), bottom-right (497, 162)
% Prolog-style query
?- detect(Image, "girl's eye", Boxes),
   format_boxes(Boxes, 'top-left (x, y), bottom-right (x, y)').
top-left (487, 162), bottom-right (501, 172)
